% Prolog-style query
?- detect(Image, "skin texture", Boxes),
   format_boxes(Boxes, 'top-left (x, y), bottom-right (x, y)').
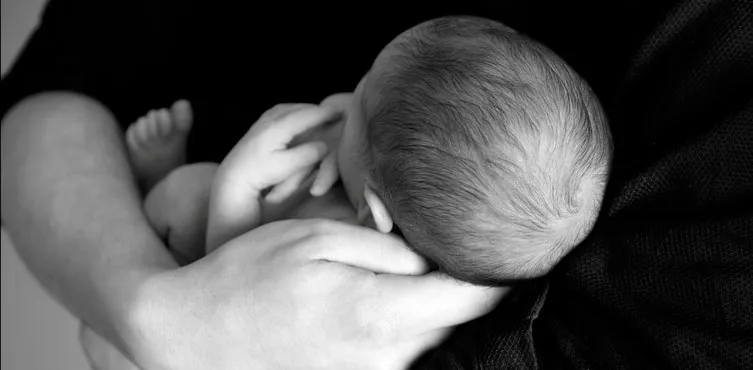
top-left (0, 92), bottom-right (178, 361)
top-left (2, 92), bottom-right (507, 370)
top-left (204, 104), bottom-right (335, 253)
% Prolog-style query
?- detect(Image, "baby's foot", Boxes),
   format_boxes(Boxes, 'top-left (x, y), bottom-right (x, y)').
top-left (126, 100), bottom-right (193, 191)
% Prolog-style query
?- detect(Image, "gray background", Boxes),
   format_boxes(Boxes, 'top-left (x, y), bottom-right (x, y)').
top-left (2, 0), bottom-right (90, 368)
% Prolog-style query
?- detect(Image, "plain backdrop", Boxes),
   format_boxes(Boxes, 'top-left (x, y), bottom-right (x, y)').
top-left (1, 0), bottom-right (91, 369)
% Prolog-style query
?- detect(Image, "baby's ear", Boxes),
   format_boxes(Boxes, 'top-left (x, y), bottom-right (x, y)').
top-left (361, 185), bottom-right (393, 234)
top-left (319, 93), bottom-right (353, 109)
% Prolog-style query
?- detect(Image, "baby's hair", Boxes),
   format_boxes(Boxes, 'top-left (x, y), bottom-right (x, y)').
top-left (362, 16), bottom-right (613, 286)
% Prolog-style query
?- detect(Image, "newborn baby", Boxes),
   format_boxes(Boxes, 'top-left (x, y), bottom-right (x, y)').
top-left (127, 15), bottom-right (612, 286)
top-left (348, 16), bottom-right (613, 284)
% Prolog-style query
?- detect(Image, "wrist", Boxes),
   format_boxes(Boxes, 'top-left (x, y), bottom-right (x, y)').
top-left (126, 263), bottom-right (214, 370)
top-left (100, 261), bottom-right (179, 369)
top-left (121, 269), bottom-right (174, 370)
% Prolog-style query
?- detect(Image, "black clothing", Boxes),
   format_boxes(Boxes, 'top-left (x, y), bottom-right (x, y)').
top-left (2, 1), bottom-right (751, 368)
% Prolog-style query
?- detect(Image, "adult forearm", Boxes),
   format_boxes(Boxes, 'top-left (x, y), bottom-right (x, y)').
top-left (0, 92), bottom-right (177, 359)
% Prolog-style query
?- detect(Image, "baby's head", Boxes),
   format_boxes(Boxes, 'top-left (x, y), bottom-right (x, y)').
top-left (336, 16), bottom-right (612, 286)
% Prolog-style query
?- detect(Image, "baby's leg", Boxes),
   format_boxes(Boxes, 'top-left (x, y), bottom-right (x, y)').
top-left (126, 100), bottom-right (193, 192)
top-left (125, 100), bottom-right (216, 264)
top-left (145, 163), bottom-right (217, 265)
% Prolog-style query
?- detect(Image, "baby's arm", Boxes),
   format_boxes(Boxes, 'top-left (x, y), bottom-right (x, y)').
top-left (205, 104), bottom-right (339, 254)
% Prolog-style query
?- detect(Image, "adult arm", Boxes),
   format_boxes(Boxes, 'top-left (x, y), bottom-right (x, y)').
top-left (1, 0), bottom-right (190, 364)
top-left (2, 98), bottom-right (509, 370)
top-left (0, 92), bottom-right (178, 363)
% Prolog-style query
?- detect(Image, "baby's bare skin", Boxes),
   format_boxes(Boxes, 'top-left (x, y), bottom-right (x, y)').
top-left (263, 181), bottom-right (357, 224)
top-left (204, 104), bottom-right (344, 254)
top-left (79, 102), bottom-right (358, 370)
top-left (124, 101), bottom-right (352, 264)
top-left (153, 164), bottom-right (357, 265)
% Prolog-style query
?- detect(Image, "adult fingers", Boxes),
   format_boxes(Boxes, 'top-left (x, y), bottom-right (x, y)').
top-left (378, 272), bottom-right (508, 332)
top-left (389, 329), bottom-right (453, 369)
top-left (306, 221), bottom-right (429, 276)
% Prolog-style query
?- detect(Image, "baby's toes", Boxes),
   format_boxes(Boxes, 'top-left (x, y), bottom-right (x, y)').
top-left (155, 108), bottom-right (173, 138)
top-left (171, 100), bottom-right (193, 132)
top-left (126, 121), bottom-right (143, 152)
top-left (133, 116), bottom-right (151, 146)
top-left (145, 110), bottom-right (162, 139)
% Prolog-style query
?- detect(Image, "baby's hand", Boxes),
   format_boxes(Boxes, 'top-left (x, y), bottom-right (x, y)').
top-left (280, 94), bottom-right (352, 198)
top-left (307, 93), bottom-right (354, 196)
top-left (206, 104), bottom-right (338, 253)
top-left (223, 103), bottom-right (339, 201)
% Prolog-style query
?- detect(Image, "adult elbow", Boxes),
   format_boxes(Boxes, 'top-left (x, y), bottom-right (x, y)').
top-left (0, 91), bottom-right (119, 224)
top-left (1, 91), bottom-right (116, 139)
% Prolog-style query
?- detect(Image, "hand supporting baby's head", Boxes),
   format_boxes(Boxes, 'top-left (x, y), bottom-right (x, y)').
top-left (356, 16), bottom-right (613, 286)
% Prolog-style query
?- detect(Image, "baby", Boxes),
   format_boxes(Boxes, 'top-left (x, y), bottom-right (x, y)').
top-left (127, 15), bottom-right (612, 286)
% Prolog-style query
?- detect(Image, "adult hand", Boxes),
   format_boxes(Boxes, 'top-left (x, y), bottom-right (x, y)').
top-left (132, 219), bottom-right (507, 370)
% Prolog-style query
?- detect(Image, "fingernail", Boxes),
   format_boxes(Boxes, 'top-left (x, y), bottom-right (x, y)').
top-left (310, 180), bottom-right (322, 196)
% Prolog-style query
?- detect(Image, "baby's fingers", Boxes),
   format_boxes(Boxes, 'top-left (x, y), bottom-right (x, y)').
top-left (266, 167), bottom-right (315, 204)
top-left (273, 141), bottom-right (329, 179)
top-left (258, 103), bottom-right (313, 123)
top-left (268, 106), bottom-right (341, 149)
top-left (310, 151), bottom-right (339, 196)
